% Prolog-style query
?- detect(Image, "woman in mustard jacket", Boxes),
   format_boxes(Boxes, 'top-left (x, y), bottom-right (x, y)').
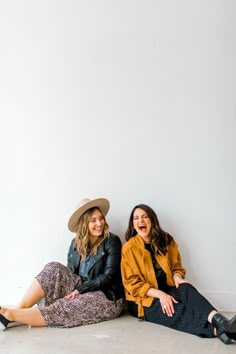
top-left (121, 203), bottom-right (236, 345)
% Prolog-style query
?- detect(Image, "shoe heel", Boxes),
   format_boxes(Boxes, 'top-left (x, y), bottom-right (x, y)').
top-left (218, 332), bottom-right (232, 345)
top-left (0, 314), bottom-right (9, 331)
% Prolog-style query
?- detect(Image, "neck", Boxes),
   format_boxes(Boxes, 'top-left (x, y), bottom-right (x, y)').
top-left (88, 235), bottom-right (100, 246)
top-left (138, 234), bottom-right (151, 244)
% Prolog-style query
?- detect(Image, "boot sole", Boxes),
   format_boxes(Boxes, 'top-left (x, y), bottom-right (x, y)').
top-left (218, 332), bottom-right (233, 345)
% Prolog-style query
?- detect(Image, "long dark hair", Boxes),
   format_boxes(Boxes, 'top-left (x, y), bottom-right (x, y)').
top-left (125, 204), bottom-right (173, 255)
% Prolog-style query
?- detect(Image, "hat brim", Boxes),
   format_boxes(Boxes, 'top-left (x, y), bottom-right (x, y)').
top-left (68, 198), bottom-right (110, 232)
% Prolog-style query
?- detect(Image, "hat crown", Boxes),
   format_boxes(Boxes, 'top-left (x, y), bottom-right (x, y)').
top-left (68, 197), bottom-right (110, 233)
top-left (78, 198), bottom-right (91, 208)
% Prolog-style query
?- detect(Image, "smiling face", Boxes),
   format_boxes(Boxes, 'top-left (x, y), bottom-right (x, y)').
top-left (133, 208), bottom-right (152, 243)
top-left (88, 208), bottom-right (105, 242)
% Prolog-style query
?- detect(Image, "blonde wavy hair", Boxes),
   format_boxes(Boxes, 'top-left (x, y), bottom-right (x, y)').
top-left (74, 207), bottom-right (109, 260)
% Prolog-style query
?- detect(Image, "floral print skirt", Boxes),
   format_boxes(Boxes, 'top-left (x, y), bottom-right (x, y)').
top-left (35, 262), bottom-right (123, 328)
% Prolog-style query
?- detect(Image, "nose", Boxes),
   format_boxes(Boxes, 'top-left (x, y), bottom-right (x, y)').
top-left (95, 219), bottom-right (102, 226)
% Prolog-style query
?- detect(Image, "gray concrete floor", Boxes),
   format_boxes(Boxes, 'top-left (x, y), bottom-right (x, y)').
top-left (1, 312), bottom-right (236, 354)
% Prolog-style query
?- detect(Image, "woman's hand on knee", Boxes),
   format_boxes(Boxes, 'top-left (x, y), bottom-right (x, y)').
top-left (173, 274), bottom-right (192, 288)
top-left (174, 278), bottom-right (192, 288)
top-left (63, 289), bottom-right (79, 300)
top-left (159, 293), bottom-right (178, 317)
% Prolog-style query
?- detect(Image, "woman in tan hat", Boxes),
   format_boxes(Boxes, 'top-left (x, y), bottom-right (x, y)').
top-left (0, 197), bottom-right (124, 330)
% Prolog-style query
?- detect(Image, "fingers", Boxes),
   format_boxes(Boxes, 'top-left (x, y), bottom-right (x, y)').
top-left (163, 303), bottom-right (174, 317)
top-left (63, 295), bottom-right (71, 300)
top-left (162, 302), bottom-right (173, 316)
top-left (175, 279), bottom-right (192, 288)
top-left (162, 297), bottom-right (178, 316)
top-left (64, 293), bottom-right (73, 300)
top-left (172, 296), bottom-right (179, 304)
top-left (64, 290), bottom-right (79, 300)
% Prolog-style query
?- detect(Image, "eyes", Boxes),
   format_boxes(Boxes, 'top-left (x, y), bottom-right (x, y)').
top-left (133, 214), bottom-right (149, 221)
top-left (89, 216), bottom-right (104, 223)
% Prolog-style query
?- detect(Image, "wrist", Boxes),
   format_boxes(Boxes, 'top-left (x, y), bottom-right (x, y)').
top-left (173, 273), bottom-right (182, 281)
top-left (147, 287), bottom-right (163, 298)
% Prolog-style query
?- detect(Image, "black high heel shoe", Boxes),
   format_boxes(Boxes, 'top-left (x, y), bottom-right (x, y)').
top-left (212, 313), bottom-right (236, 344)
top-left (0, 307), bottom-right (24, 331)
top-left (0, 313), bottom-right (10, 330)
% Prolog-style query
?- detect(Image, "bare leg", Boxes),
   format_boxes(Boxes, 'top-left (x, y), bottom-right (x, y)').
top-left (208, 310), bottom-right (218, 323)
top-left (16, 279), bottom-right (45, 309)
top-left (208, 310), bottom-right (218, 336)
top-left (0, 306), bottom-right (47, 327)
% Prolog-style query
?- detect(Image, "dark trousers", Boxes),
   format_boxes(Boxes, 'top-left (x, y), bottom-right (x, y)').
top-left (127, 283), bottom-right (216, 338)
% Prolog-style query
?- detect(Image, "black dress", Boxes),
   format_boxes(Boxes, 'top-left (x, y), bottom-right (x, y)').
top-left (127, 244), bottom-right (216, 338)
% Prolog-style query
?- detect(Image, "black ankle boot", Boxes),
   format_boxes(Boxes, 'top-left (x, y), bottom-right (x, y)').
top-left (212, 313), bottom-right (236, 344)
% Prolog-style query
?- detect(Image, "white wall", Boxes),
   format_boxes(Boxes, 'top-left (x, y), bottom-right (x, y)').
top-left (0, 0), bottom-right (235, 310)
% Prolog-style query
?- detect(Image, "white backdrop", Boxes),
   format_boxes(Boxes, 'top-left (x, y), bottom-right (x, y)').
top-left (0, 0), bottom-right (235, 310)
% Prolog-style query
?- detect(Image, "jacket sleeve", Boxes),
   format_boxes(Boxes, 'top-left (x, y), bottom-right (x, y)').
top-left (67, 239), bottom-right (75, 271)
top-left (121, 247), bottom-right (152, 298)
top-left (76, 235), bottom-right (122, 294)
top-left (168, 240), bottom-right (186, 279)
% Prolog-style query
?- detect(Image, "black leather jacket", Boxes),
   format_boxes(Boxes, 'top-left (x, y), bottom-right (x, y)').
top-left (67, 233), bottom-right (124, 301)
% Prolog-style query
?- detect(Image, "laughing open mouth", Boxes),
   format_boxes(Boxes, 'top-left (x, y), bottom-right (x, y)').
top-left (139, 226), bottom-right (147, 231)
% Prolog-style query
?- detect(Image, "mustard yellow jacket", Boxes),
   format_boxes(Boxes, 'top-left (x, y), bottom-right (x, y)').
top-left (121, 235), bottom-right (186, 317)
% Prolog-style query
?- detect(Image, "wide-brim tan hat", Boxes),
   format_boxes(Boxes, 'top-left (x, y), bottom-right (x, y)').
top-left (68, 197), bottom-right (110, 232)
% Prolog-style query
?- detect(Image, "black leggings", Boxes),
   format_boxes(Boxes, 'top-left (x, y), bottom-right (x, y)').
top-left (127, 283), bottom-right (216, 338)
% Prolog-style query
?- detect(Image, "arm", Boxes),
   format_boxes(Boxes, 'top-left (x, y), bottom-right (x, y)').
top-left (121, 250), bottom-right (177, 303)
top-left (168, 241), bottom-right (186, 280)
top-left (146, 287), bottom-right (178, 316)
top-left (121, 245), bottom-right (178, 317)
top-left (67, 238), bottom-right (75, 271)
top-left (121, 247), bottom-right (154, 298)
top-left (168, 241), bottom-right (191, 288)
top-left (76, 235), bottom-right (122, 294)
top-left (173, 273), bottom-right (192, 288)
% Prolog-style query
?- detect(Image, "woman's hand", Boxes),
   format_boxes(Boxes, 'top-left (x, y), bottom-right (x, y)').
top-left (173, 274), bottom-right (192, 288)
top-left (158, 291), bottom-right (178, 317)
top-left (146, 288), bottom-right (178, 317)
top-left (64, 289), bottom-right (79, 300)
